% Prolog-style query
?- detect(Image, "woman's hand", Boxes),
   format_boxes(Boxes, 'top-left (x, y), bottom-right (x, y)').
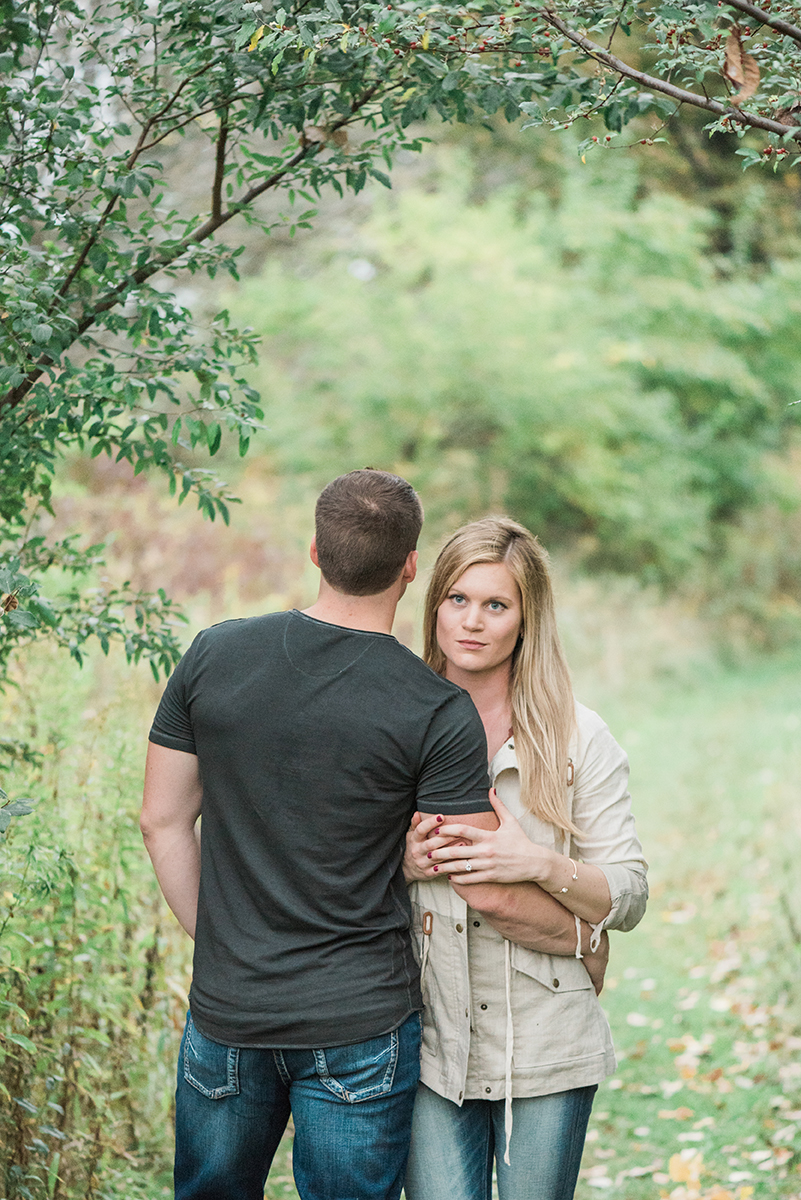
top-left (416, 790), bottom-right (557, 885)
top-left (403, 812), bottom-right (447, 882)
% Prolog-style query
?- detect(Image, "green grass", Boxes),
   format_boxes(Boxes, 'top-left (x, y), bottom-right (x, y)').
top-left (1, 643), bottom-right (800, 1199)
top-left (569, 658), bottom-right (801, 1200)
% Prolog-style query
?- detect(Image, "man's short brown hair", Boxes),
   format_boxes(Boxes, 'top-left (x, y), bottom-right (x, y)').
top-left (315, 469), bottom-right (424, 596)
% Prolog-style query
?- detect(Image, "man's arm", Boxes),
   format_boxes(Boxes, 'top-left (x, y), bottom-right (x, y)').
top-left (407, 807), bottom-right (586, 952)
top-left (461, 880), bottom-right (609, 993)
top-left (140, 742), bottom-right (203, 939)
top-left (408, 814), bottom-right (609, 993)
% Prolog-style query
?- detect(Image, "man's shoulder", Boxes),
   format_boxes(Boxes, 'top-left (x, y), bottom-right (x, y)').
top-left (378, 639), bottom-right (470, 700)
top-left (197, 611), bottom-right (289, 644)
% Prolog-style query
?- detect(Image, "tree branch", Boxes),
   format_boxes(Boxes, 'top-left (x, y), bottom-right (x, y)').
top-left (47, 64), bottom-right (222, 313)
top-left (723, 0), bottom-right (801, 46)
top-left (212, 111), bottom-right (229, 221)
top-left (539, 7), bottom-right (801, 141)
top-left (0, 81), bottom-right (396, 418)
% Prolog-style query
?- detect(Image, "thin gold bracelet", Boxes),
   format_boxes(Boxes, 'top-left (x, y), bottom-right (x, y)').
top-left (558, 857), bottom-right (579, 894)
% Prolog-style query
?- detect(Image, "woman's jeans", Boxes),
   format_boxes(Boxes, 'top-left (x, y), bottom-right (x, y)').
top-left (174, 1010), bottom-right (421, 1200)
top-left (404, 1081), bottom-right (597, 1200)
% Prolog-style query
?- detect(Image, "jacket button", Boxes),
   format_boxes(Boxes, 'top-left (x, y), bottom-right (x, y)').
top-left (455, 924), bottom-right (464, 933)
top-left (473, 920), bottom-right (480, 927)
top-left (458, 1091), bottom-right (463, 1101)
top-left (552, 978), bottom-right (560, 988)
top-left (480, 1003), bottom-right (488, 1010)
top-left (485, 1087), bottom-right (492, 1094)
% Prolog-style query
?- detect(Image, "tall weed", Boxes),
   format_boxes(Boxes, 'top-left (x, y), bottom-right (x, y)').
top-left (0, 652), bottom-right (188, 1200)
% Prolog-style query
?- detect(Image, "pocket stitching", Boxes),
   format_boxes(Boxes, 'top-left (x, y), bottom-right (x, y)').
top-left (183, 1018), bottom-right (240, 1100)
top-left (314, 1029), bottom-right (399, 1104)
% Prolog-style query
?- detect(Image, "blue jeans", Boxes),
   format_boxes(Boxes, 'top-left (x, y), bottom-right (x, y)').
top-left (174, 1011), bottom-right (422, 1200)
top-left (404, 1082), bottom-right (597, 1200)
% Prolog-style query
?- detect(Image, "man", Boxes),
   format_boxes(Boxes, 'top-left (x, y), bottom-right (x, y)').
top-left (141, 469), bottom-right (498, 1200)
top-left (141, 468), bottom-right (605, 1200)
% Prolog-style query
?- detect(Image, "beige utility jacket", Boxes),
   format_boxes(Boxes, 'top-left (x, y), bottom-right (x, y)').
top-left (409, 701), bottom-right (648, 1113)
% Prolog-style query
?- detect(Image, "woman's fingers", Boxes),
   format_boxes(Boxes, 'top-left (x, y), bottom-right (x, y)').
top-left (488, 788), bottom-right (512, 821)
top-left (427, 844), bottom-right (480, 868)
top-left (410, 813), bottom-right (444, 841)
top-left (428, 822), bottom-right (471, 842)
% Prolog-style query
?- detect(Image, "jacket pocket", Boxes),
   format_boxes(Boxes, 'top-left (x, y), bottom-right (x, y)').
top-left (510, 944), bottom-right (593, 992)
top-left (182, 1015), bottom-right (240, 1099)
top-left (509, 945), bottom-right (606, 1072)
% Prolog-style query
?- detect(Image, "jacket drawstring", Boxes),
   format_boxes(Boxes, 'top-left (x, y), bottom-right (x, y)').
top-left (503, 938), bottom-right (514, 1165)
top-left (421, 911), bottom-right (433, 983)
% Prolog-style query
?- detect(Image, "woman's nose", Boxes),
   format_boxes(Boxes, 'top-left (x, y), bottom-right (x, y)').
top-left (462, 605), bottom-right (483, 630)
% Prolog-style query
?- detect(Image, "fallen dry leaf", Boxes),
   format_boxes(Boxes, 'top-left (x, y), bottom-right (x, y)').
top-left (659, 1106), bottom-right (695, 1121)
top-left (669, 1149), bottom-right (703, 1185)
top-left (723, 30), bottom-right (760, 107)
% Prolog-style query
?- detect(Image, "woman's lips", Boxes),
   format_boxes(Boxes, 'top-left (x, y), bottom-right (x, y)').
top-left (457, 640), bottom-right (486, 649)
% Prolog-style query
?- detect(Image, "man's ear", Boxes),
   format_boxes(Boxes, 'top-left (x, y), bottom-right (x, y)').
top-left (309, 536), bottom-right (319, 567)
top-left (402, 550), bottom-right (418, 584)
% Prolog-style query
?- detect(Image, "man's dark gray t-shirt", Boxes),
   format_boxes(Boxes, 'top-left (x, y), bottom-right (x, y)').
top-left (149, 609), bottom-right (491, 1049)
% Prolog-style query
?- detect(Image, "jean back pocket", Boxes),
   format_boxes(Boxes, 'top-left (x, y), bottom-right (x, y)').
top-left (313, 1028), bottom-right (399, 1104)
top-left (183, 1014), bottom-right (240, 1100)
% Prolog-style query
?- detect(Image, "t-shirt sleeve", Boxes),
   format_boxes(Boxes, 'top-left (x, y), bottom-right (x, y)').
top-left (415, 690), bottom-right (492, 814)
top-left (148, 634), bottom-right (201, 755)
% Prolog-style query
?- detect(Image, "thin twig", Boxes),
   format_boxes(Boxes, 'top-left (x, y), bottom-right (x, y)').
top-left (606, 0), bottom-right (628, 51)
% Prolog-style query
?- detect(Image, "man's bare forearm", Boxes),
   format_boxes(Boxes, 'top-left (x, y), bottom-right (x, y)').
top-left (452, 879), bottom-right (585, 955)
top-left (454, 878), bottom-right (609, 991)
top-left (140, 742), bottom-right (203, 939)
top-left (142, 824), bottom-right (201, 939)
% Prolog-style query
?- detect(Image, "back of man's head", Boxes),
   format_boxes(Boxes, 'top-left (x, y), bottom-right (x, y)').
top-left (315, 469), bottom-right (424, 596)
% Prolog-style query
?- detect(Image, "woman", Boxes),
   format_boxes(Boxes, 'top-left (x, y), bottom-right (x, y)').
top-left (403, 517), bottom-right (647, 1200)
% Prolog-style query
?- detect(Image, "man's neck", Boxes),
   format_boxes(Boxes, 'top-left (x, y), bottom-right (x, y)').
top-left (302, 583), bottom-right (400, 636)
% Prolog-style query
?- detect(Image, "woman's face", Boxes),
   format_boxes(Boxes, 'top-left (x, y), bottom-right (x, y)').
top-left (436, 561), bottom-right (523, 677)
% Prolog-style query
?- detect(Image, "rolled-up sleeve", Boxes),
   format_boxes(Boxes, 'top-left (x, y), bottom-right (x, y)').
top-left (572, 716), bottom-right (648, 935)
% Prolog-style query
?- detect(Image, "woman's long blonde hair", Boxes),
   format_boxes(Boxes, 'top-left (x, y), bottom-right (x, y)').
top-left (423, 517), bottom-right (578, 834)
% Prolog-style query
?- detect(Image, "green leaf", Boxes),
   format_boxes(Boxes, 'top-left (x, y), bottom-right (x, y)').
top-left (5, 799), bottom-right (35, 816)
top-left (207, 422), bottom-right (222, 455)
top-left (31, 323), bottom-right (53, 343)
top-left (7, 1033), bottom-right (37, 1053)
top-left (0, 811), bottom-right (11, 832)
top-left (47, 1151), bottom-right (61, 1196)
top-left (5, 609), bottom-right (39, 629)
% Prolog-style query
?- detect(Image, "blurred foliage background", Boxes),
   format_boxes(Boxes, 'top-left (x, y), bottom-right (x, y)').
top-left (3, 81), bottom-right (801, 1200)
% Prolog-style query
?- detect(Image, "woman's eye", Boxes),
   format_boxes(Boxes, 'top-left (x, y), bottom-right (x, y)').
top-left (448, 593), bottom-right (466, 605)
top-left (488, 601), bottom-right (506, 612)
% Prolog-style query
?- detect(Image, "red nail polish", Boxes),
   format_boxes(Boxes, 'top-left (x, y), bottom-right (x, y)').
top-left (433, 865), bottom-right (439, 872)
top-left (427, 852), bottom-right (432, 859)
top-left (436, 816), bottom-right (443, 823)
